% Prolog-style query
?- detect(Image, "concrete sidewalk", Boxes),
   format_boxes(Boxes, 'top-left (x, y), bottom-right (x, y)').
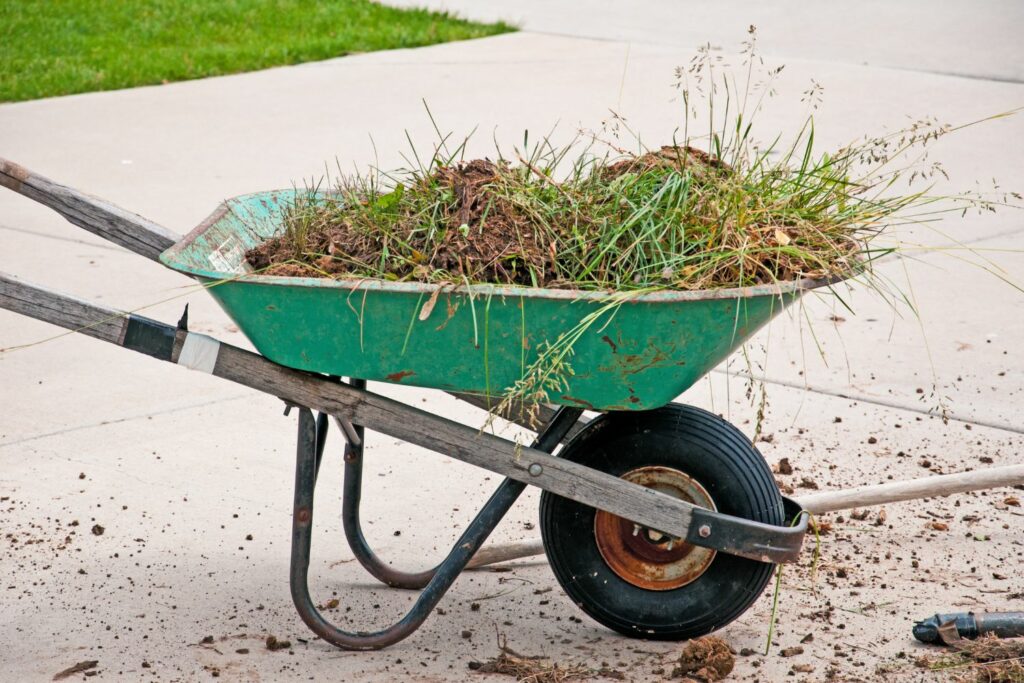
top-left (2, 10), bottom-right (1022, 683)
top-left (383, 0), bottom-right (1024, 82)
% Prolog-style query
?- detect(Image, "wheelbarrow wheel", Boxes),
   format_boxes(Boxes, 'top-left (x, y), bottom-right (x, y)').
top-left (539, 403), bottom-right (783, 640)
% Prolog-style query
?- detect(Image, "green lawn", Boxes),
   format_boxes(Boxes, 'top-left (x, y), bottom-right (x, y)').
top-left (0, 1), bottom-right (513, 102)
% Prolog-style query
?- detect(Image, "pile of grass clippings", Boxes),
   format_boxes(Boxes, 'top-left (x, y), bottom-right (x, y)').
top-left (916, 635), bottom-right (1024, 682)
top-left (246, 140), bottom-right (870, 292)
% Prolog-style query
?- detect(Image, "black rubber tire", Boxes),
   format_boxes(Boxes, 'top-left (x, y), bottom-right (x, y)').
top-left (539, 403), bottom-right (783, 640)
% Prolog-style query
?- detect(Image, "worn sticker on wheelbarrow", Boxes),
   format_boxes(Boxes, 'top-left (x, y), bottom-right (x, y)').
top-left (208, 235), bottom-right (246, 273)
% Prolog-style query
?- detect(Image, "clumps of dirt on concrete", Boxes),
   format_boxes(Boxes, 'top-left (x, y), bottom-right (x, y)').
top-left (265, 635), bottom-right (292, 651)
top-left (671, 636), bottom-right (736, 681)
top-left (916, 635), bottom-right (1024, 682)
top-left (775, 457), bottom-right (793, 475)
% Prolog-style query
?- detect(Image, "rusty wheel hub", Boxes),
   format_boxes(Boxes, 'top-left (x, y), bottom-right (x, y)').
top-left (594, 466), bottom-right (717, 591)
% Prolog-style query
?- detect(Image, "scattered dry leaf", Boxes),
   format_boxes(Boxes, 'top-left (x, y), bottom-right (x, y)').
top-left (53, 661), bottom-right (98, 681)
top-left (418, 285), bottom-right (443, 321)
top-left (809, 518), bottom-right (833, 535)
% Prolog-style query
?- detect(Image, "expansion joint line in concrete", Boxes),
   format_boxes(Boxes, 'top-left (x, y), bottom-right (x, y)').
top-left (715, 368), bottom-right (1024, 436)
top-left (520, 29), bottom-right (1024, 85)
top-left (0, 394), bottom-right (249, 449)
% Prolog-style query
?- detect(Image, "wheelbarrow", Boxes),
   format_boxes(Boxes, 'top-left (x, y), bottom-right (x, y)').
top-left (4, 157), bottom-right (1005, 651)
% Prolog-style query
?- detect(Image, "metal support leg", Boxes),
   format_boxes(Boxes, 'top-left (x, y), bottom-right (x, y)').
top-left (313, 411), bottom-right (328, 482)
top-left (340, 411), bottom-right (438, 589)
top-left (289, 405), bottom-right (582, 650)
top-left (337, 378), bottom-right (436, 588)
top-left (337, 379), bottom-right (580, 589)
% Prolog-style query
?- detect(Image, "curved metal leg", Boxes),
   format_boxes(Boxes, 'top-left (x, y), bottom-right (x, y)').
top-left (340, 419), bottom-right (438, 588)
top-left (313, 411), bottom-right (328, 481)
top-left (334, 378), bottom-right (585, 589)
top-left (291, 407), bottom-right (520, 650)
top-left (289, 405), bottom-right (581, 650)
top-left (294, 383), bottom-right (441, 589)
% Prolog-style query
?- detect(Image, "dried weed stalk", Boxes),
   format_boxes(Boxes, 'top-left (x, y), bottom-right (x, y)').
top-left (469, 634), bottom-right (590, 683)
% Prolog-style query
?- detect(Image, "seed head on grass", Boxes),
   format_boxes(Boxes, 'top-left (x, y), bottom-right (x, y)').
top-left (243, 28), bottom-right (1017, 412)
top-left (248, 26), bottom-right (1016, 297)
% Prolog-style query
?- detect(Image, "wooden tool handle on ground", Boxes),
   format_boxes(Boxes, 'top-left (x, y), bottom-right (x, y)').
top-left (467, 464), bottom-right (1024, 568)
top-left (795, 463), bottom-right (1024, 514)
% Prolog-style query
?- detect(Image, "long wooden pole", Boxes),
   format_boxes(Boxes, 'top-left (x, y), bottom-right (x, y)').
top-left (795, 464), bottom-right (1024, 514)
top-left (0, 158), bottom-right (178, 260)
top-left (467, 464), bottom-right (1024, 568)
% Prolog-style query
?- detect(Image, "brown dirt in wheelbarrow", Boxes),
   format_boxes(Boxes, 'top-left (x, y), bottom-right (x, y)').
top-left (246, 158), bottom-right (555, 286)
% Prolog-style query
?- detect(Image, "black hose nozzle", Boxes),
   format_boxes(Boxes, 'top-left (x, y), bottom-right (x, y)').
top-left (914, 612), bottom-right (1024, 644)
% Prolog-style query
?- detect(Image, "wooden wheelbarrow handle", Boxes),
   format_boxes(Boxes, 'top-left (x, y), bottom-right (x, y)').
top-left (0, 156), bottom-right (583, 439)
top-left (0, 158), bottom-right (178, 261)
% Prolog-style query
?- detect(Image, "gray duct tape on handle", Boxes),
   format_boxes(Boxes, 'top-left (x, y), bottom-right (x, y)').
top-left (177, 332), bottom-right (221, 373)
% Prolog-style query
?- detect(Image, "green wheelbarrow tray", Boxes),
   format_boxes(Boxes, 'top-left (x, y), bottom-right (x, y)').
top-left (161, 190), bottom-right (835, 411)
